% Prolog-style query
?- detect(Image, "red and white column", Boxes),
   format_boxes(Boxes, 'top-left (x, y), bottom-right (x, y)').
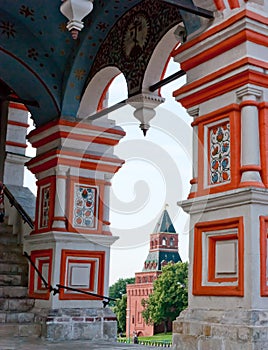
top-left (24, 118), bottom-right (125, 340)
top-left (4, 102), bottom-right (30, 186)
top-left (172, 1), bottom-right (268, 349)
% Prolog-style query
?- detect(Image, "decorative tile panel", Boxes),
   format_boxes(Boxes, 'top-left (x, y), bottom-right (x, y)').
top-left (73, 184), bottom-right (98, 229)
top-left (40, 185), bottom-right (50, 228)
top-left (209, 122), bottom-right (230, 185)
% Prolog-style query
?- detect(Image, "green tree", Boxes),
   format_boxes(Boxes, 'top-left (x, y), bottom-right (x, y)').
top-left (113, 294), bottom-right (127, 333)
top-left (109, 277), bottom-right (135, 307)
top-left (141, 261), bottom-right (188, 333)
top-left (109, 277), bottom-right (135, 333)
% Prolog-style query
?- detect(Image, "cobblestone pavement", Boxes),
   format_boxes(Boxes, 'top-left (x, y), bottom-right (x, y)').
top-left (0, 337), bottom-right (160, 350)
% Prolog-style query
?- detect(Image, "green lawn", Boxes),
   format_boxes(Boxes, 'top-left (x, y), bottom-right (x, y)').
top-left (118, 332), bottom-right (172, 343)
top-left (138, 332), bottom-right (172, 342)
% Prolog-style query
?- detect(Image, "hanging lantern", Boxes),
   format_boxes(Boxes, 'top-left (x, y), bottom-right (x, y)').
top-left (60, 0), bottom-right (94, 39)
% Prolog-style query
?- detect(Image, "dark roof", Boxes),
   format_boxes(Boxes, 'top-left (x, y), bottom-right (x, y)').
top-left (153, 209), bottom-right (176, 233)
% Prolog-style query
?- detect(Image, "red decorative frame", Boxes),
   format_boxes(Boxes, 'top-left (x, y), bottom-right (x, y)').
top-left (34, 177), bottom-right (56, 234)
top-left (193, 217), bottom-right (244, 296)
top-left (67, 259), bottom-right (96, 291)
top-left (189, 105), bottom-right (241, 198)
top-left (29, 249), bottom-right (53, 299)
top-left (207, 120), bottom-right (231, 187)
top-left (67, 176), bottom-right (105, 234)
top-left (260, 216), bottom-right (268, 296)
top-left (259, 102), bottom-right (268, 188)
top-left (59, 250), bottom-right (105, 300)
top-left (208, 233), bottom-right (238, 283)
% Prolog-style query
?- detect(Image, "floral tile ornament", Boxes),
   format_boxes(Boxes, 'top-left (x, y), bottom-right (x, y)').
top-left (73, 184), bottom-right (97, 229)
top-left (41, 186), bottom-right (50, 228)
top-left (0, 182), bottom-right (4, 223)
top-left (209, 122), bottom-right (231, 185)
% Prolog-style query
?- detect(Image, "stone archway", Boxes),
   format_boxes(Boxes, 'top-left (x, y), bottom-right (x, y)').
top-left (2, 0), bottom-right (268, 347)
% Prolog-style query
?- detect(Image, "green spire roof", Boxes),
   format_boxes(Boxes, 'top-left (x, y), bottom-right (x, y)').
top-left (153, 209), bottom-right (176, 233)
top-left (141, 208), bottom-right (181, 272)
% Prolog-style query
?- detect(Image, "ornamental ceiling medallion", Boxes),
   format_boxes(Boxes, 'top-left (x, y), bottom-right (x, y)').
top-left (122, 12), bottom-right (150, 60)
top-left (89, 0), bottom-right (182, 96)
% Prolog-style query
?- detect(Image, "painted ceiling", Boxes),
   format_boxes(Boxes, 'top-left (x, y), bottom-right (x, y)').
top-left (0, 0), bottom-right (205, 126)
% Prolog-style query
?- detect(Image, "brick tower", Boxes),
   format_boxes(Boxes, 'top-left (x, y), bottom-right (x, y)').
top-left (126, 208), bottom-right (181, 337)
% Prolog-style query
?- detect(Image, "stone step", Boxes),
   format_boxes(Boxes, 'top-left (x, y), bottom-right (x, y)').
top-left (0, 274), bottom-right (23, 286)
top-left (0, 242), bottom-right (22, 251)
top-left (0, 323), bottom-right (42, 337)
top-left (0, 224), bottom-right (13, 235)
top-left (0, 286), bottom-right (28, 298)
top-left (0, 298), bottom-right (35, 312)
top-left (0, 311), bottom-right (36, 323)
top-left (0, 234), bottom-right (18, 246)
top-left (0, 262), bottom-right (28, 275)
top-left (0, 225), bottom-right (17, 237)
top-left (0, 251), bottom-right (27, 264)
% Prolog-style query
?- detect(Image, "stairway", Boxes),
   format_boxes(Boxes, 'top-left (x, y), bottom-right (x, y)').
top-left (0, 221), bottom-right (43, 337)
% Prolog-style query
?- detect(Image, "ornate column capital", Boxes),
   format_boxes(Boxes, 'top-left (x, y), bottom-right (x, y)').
top-left (54, 165), bottom-right (69, 177)
top-left (187, 106), bottom-right (200, 118)
top-left (236, 86), bottom-right (263, 101)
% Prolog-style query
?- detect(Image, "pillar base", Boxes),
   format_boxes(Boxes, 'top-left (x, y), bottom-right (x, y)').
top-left (173, 308), bottom-right (268, 350)
top-left (44, 307), bottom-right (117, 341)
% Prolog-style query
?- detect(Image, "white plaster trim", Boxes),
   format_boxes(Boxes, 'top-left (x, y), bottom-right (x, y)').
top-left (30, 125), bottom-right (123, 145)
top-left (58, 154), bottom-right (121, 167)
top-left (174, 14), bottom-right (268, 64)
top-left (28, 154), bottom-right (57, 169)
top-left (179, 187), bottom-right (268, 214)
top-left (174, 63), bottom-right (259, 102)
top-left (150, 248), bottom-right (179, 253)
top-left (24, 231), bottom-right (119, 247)
top-left (5, 152), bottom-right (31, 164)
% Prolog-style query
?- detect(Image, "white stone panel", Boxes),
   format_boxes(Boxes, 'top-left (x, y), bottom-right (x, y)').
top-left (215, 240), bottom-right (237, 275)
top-left (69, 265), bottom-right (91, 288)
top-left (41, 262), bottom-right (49, 288)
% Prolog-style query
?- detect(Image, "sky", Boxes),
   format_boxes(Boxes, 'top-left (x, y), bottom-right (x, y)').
top-left (24, 60), bottom-right (192, 286)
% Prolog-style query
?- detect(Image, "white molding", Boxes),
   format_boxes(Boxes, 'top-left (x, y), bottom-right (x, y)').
top-left (236, 86), bottom-right (263, 100)
top-left (24, 231), bottom-right (119, 247)
top-left (178, 187), bottom-right (268, 214)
